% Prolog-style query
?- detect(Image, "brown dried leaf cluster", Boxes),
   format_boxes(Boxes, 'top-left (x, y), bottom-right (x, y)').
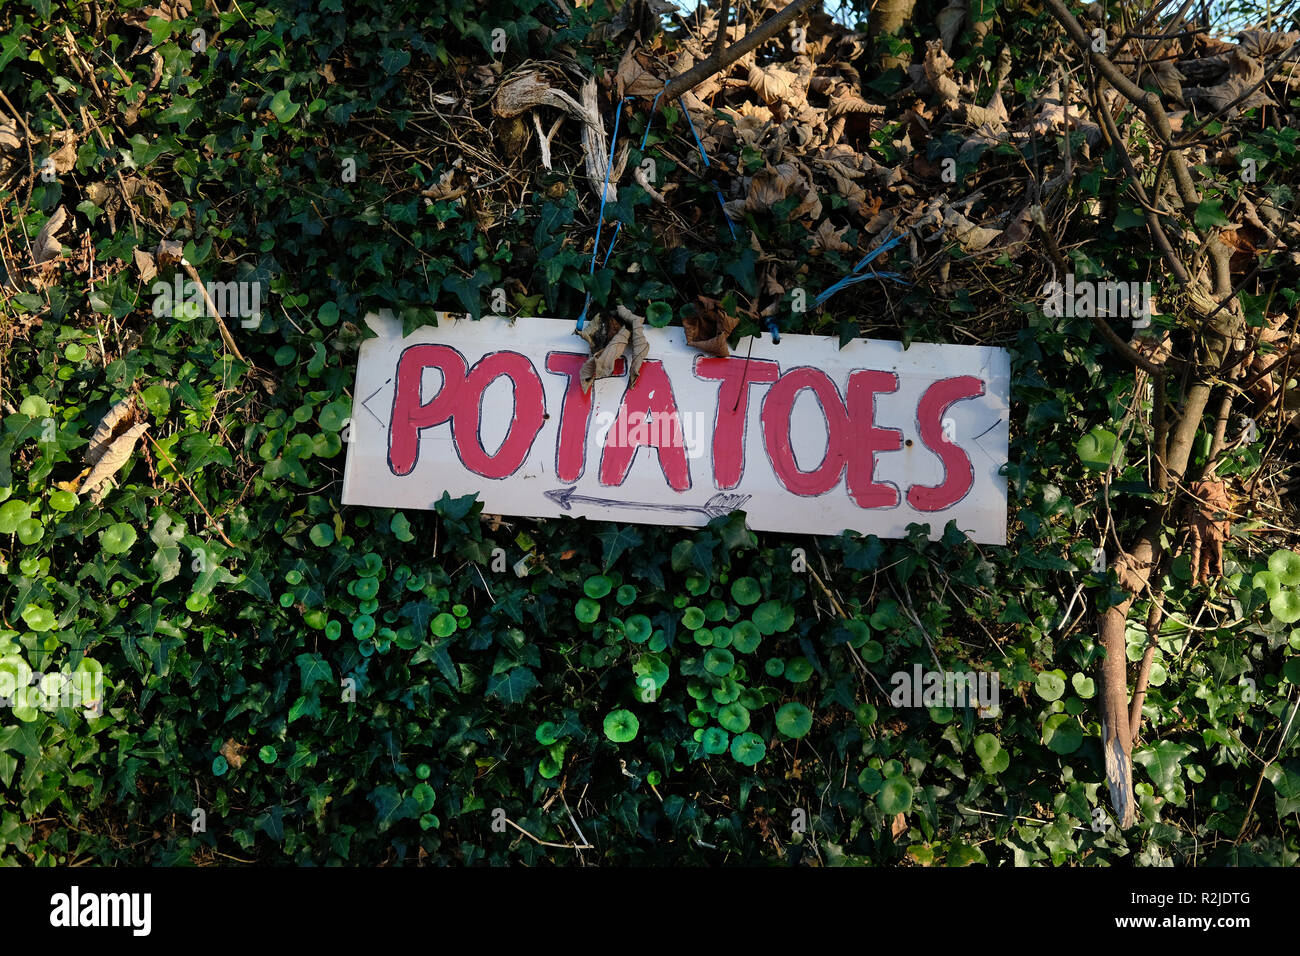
top-left (1186, 480), bottom-right (1233, 586)
top-left (80, 395), bottom-right (150, 504)
top-left (579, 305), bottom-right (649, 392)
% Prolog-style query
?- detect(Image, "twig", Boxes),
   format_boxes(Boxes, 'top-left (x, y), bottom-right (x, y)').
top-left (1029, 208), bottom-right (1165, 376)
top-left (143, 431), bottom-right (237, 550)
top-left (502, 816), bottom-right (592, 850)
top-left (179, 259), bottom-right (248, 363)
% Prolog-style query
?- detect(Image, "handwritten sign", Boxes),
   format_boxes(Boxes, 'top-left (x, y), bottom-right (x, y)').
top-left (342, 313), bottom-right (1010, 544)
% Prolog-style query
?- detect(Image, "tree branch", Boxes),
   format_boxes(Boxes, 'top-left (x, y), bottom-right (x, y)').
top-left (661, 0), bottom-right (818, 103)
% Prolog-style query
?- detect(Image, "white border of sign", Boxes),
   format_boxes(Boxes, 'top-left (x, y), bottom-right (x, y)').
top-left (342, 313), bottom-right (1009, 544)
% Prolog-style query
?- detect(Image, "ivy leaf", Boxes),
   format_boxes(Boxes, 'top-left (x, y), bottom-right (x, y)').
top-left (296, 653), bottom-right (333, 691)
top-left (441, 270), bottom-right (493, 319)
top-left (596, 524), bottom-right (642, 571)
top-left (1193, 198), bottom-right (1231, 231)
top-left (1134, 740), bottom-right (1193, 793)
top-left (485, 667), bottom-right (539, 705)
top-left (269, 89), bottom-right (300, 123)
top-left (149, 516), bottom-right (184, 589)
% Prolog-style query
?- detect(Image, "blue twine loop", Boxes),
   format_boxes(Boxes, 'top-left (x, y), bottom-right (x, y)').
top-left (812, 232), bottom-right (911, 309)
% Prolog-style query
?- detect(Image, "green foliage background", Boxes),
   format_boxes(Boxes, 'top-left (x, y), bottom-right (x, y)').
top-left (1, 0), bottom-right (1298, 865)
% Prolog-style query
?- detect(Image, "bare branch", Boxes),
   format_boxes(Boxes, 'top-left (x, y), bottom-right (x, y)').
top-left (661, 0), bottom-right (818, 103)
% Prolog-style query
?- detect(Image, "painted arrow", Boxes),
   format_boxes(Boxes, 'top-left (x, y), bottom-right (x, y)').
top-left (544, 487), bottom-right (751, 520)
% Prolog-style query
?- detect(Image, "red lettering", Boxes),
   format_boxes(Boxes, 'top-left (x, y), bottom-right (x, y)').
top-left (545, 351), bottom-right (624, 482)
top-left (389, 344), bottom-right (467, 476)
top-left (694, 356), bottom-right (781, 489)
top-left (760, 367), bottom-right (850, 496)
top-left (453, 352), bottom-right (547, 479)
top-left (907, 375), bottom-right (984, 511)
top-left (845, 370), bottom-right (903, 508)
top-left (599, 359), bottom-right (691, 491)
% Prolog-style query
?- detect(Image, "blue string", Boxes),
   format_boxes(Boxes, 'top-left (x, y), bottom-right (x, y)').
top-left (577, 97), bottom-right (628, 333)
top-left (577, 85), bottom-right (740, 332)
top-left (681, 104), bottom-right (737, 241)
top-left (598, 86), bottom-right (669, 270)
top-left (812, 232), bottom-right (911, 309)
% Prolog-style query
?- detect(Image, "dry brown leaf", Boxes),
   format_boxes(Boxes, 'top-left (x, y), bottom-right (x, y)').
top-left (33, 206), bottom-right (67, 266)
top-left (1186, 47), bottom-right (1276, 114)
top-left (1187, 480), bottom-right (1232, 585)
top-left (923, 40), bottom-right (960, 108)
top-left (616, 45), bottom-right (663, 99)
top-left (725, 163), bottom-right (821, 222)
top-left (133, 248), bottom-right (158, 284)
top-left (156, 238), bottom-right (184, 267)
top-left (811, 218), bottom-right (851, 255)
top-left (683, 296), bottom-right (739, 357)
top-left (80, 421), bottom-right (149, 503)
top-left (0, 115), bottom-right (20, 152)
top-left (747, 63), bottom-right (799, 105)
top-left (86, 395), bottom-right (142, 465)
top-left (48, 129), bottom-right (78, 174)
top-left (578, 308), bottom-right (648, 392)
top-left (220, 738), bottom-right (246, 770)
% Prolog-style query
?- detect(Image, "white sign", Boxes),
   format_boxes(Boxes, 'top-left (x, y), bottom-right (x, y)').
top-left (342, 313), bottom-right (1010, 543)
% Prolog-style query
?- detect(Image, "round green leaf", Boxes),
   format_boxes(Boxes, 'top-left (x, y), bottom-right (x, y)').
top-left (0, 500), bottom-right (31, 534)
top-left (784, 657), bottom-right (813, 682)
top-left (1076, 426), bottom-right (1119, 471)
top-left (729, 731), bottom-right (766, 766)
top-left (259, 745), bottom-right (278, 764)
top-left (431, 613), bottom-right (457, 638)
top-left (584, 574), bottom-right (613, 599)
top-left (717, 702), bottom-right (751, 733)
top-left (775, 702), bottom-right (813, 738)
top-left (535, 721), bottom-right (560, 745)
top-left (309, 523), bottom-right (334, 547)
top-left (701, 726), bottom-right (730, 755)
top-left (625, 614), bottom-right (653, 643)
top-left (682, 606), bottom-right (706, 630)
top-left (703, 647), bottom-right (734, 676)
top-left (752, 600), bottom-right (794, 635)
top-left (1042, 713), bottom-right (1084, 754)
top-left (731, 576), bottom-right (762, 606)
top-left (16, 517), bottom-right (43, 545)
top-left (48, 490), bottom-right (78, 512)
top-left (99, 522), bottom-right (137, 554)
top-left (1271, 590), bottom-right (1300, 624)
top-left (603, 709), bottom-right (640, 743)
top-left (20, 605), bottom-right (55, 632)
top-left (1269, 550), bottom-right (1300, 587)
top-left (1253, 570), bottom-right (1283, 600)
top-left (974, 733), bottom-right (1001, 764)
top-left (877, 777), bottom-right (913, 815)
top-left (1035, 670), bottom-right (1067, 701)
top-left (731, 621), bottom-right (761, 654)
top-left (575, 597), bottom-right (601, 623)
top-left (1071, 672), bottom-right (1096, 698)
